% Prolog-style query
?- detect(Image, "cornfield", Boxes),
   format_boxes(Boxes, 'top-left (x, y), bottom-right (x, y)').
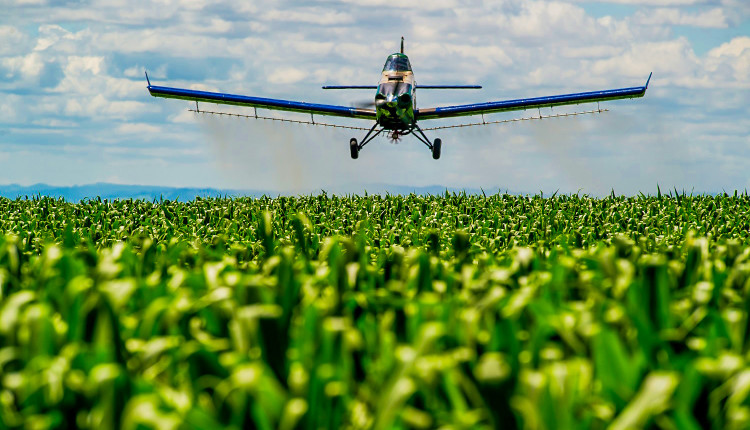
top-left (1, 193), bottom-right (750, 429)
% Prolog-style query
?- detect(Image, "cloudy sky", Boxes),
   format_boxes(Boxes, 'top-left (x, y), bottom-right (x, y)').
top-left (1, 0), bottom-right (748, 195)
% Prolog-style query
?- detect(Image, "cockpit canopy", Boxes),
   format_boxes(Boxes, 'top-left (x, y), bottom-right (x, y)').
top-left (383, 54), bottom-right (412, 72)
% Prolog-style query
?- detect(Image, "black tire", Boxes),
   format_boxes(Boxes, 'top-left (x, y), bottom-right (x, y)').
top-left (350, 138), bottom-right (359, 159)
top-left (432, 138), bottom-right (441, 159)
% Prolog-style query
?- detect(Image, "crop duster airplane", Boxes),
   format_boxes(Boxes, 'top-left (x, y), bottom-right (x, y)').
top-left (147, 38), bottom-right (651, 159)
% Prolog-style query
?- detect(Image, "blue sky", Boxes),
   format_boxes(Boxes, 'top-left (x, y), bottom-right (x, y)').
top-left (1, 0), bottom-right (748, 195)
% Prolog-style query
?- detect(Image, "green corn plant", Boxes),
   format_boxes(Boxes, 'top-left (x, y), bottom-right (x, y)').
top-left (1, 194), bottom-right (750, 428)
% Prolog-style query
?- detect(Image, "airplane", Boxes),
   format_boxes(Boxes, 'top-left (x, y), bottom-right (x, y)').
top-left (146, 37), bottom-right (651, 160)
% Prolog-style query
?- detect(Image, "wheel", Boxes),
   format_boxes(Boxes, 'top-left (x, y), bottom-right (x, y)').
top-left (432, 138), bottom-right (441, 159)
top-left (350, 138), bottom-right (359, 159)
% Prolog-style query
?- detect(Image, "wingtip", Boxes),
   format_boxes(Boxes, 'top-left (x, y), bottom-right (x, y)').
top-left (645, 72), bottom-right (653, 89)
top-left (145, 71), bottom-right (151, 87)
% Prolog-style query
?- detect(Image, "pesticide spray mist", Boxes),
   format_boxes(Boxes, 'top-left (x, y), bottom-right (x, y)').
top-left (526, 108), bottom-right (688, 195)
top-left (198, 111), bottom-right (355, 193)
top-left (193, 106), bottom-right (680, 196)
top-left (194, 109), bottom-right (464, 195)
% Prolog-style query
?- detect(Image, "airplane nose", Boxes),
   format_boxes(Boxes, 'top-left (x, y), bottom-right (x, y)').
top-left (384, 96), bottom-right (397, 110)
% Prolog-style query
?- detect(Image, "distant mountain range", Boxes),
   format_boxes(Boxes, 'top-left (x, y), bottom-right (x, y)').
top-left (0, 183), bottom-right (495, 202)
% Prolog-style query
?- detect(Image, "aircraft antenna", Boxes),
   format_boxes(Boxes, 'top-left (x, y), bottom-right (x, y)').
top-left (401, 37), bottom-right (404, 54)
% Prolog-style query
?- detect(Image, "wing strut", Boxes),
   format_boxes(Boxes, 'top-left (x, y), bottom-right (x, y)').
top-left (356, 122), bottom-right (385, 150)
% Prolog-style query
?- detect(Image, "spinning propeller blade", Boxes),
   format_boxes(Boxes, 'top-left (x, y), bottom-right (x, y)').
top-left (351, 100), bottom-right (376, 108)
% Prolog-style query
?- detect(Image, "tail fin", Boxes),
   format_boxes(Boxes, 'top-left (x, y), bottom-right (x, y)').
top-left (401, 37), bottom-right (404, 54)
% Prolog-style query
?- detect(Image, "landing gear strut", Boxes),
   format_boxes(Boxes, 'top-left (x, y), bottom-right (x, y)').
top-left (349, 122), bottom-right (441, 159)
top-left (411, 123), bottom-right (441, 160)
top-left (350, 123), bottom-right (385, 159)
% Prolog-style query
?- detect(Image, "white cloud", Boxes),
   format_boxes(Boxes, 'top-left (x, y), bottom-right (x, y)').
top-left (267, 67), bottom-right (308, 84)
top-left (338, 0), bottom-right (460, 10)
top-left (116, 123), bottom-right (162, 134)
top-left (590, 38), bottom-right (707, 85)
top-left (709, 36), bottom-right (750, 57)
top-left (0, 95), bottom-right (21, 123)
top-left (31, 118), bottom-right (77, 128)
top-left (261, 9), bottom-right (353, 25)
top-left (721, 0), bottom-right (750, 16)
top-left (64, 94), bottom-right (152, 119)
top-left (170, 109), bottom-right (200, 124)
top-left (706, 37), bottom-right (750, 83)
top-left (561, 45), bottom-right (624, 59)
top-left (9, 0), bottom-right (47, 4)
top-left (284, 40), bottom-right (336, 56)
top-left (34, 25), bottom-right (71, 51)
top-left (0, 26), bottom-right (29, 55)
top-left (2, 52), bottom-right (45, 78)
top-left (574, 0), bottom-right (709, 5)
top-left (125, 64), bottom-right (167, 80)
top-left (633, 7), bottom-right (729, 28)
top-left (204, 18), bottom-right (233, 33)
top-left (1, 0), bottom-right (749, 192)
top-left (188, 83), bottom-right (220, 92)
top-left (65, 56), bottom-right (105, 75)
top-left (506, 1), bottom-right (601, 39)
top-left (413, 43), bottom-right (513, 68)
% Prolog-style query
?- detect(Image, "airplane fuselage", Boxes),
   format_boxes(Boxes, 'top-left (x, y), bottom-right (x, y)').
top-left (375, 53), bottom-right (415, 130)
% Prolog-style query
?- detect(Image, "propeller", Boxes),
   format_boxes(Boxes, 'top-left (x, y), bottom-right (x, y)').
top-left (350, 99), bottom-right (376, 109)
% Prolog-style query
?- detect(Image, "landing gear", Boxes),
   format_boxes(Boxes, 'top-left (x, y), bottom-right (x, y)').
top-left (348, 123), bottom-right (442, 159)
top-left (348, 123), bottom-right (385, 159)
top-left (432, 138), bottom-right (441, 159)
top-left (410, 124), bottom-right (442, 160)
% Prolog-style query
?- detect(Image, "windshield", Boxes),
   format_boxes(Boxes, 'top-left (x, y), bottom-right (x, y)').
top-left (383, 55), bottom-right (412, 72)
top-left (377, 82), bottom-right (412, 98)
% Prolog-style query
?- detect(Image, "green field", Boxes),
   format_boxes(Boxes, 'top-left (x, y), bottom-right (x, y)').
top-left (2, 193), bottom-right (750, 429)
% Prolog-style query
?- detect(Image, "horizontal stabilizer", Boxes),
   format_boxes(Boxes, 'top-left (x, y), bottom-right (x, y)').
top-left (417, 85), bottom-right (482, 89)
top-left (322, 85), bottom-right (378, 90)
top-left (322, 85), bottom-right (482, 89)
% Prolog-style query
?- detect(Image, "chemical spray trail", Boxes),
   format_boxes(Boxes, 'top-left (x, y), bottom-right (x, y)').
top-left (529, 114), bottom-right (598, 193)
top-left (197, 112), bottom-right (356, 194)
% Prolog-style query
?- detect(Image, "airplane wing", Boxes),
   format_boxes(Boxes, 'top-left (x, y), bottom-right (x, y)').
top-left (415, 73), bottom-right (651, 120)
top-left (147, 75), bottom-right (376, 120)
top-left (322, 85), bottom-right (482, 89)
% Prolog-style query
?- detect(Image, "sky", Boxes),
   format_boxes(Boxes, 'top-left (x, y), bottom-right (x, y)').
top-left (1, 0), bottom-right (748, 196)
